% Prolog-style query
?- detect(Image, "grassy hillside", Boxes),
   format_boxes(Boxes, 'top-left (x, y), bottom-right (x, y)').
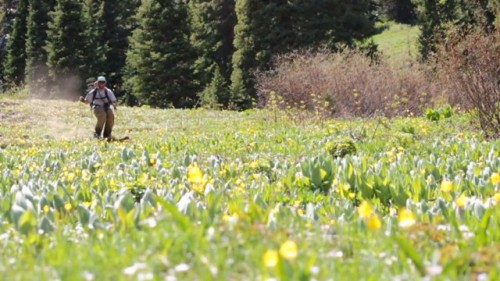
top-left (370, 22), bottom-right (420, 62)
top-left (1, 98), bottom-right (499, 280)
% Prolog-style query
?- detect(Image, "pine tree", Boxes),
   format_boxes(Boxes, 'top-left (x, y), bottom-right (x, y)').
top-left (454, 0), bottom-right (497, 32)
top-left (25, 0), bottom-right (55, 95)
top-left (124, 0), bottom-right (196, 108)
top-left (230, 0), bottom-right (294, 109)
top-left (46, 0), bottom-right (87, 96)
top-left (189, 0), bottom-right (236, 108)
top-left (413, 0), bottom-right (497, 61)
top-left (82, 0), bottom-right (138, 95)
top-left (230, 0), bottom-right (375, 109)
top-left (82, 0), bottom-right (108, 85)
top-left (3, 0), bottom-right (28, 88)
top-left (71, 0), bottom-right (138, 103)
top-left (413, 0), bottom-right (460, 61)
top-left (230, 0), bottom-right (257, 109)
top-left (100, 0), bottom-right (138, 95)
top-left (200, 64), bottom-right (229, 108)
top-left (0, 0), bottom-right (17, 89)
top-left (377, 0), bottom-right (417, 23)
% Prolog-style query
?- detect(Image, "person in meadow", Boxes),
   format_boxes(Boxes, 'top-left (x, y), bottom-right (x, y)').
top-left (79, 76), bottom-right (118, 139)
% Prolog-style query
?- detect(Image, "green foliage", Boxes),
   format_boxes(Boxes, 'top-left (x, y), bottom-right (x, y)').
top-left (0, 99), bottom-right (499, 279)
top-left (0, 0), bottom-right (16, 87)
top-left (3, 0), bottom-right (28, 88)
top-left (45, 0), bottom-right (87, 95)
top-left (124, 0), bottom-right (196, 108)
top-left (414, 0), bottom-right (447, 61)
top-left (230, 0), bottom-right (256, 109)
top-left (375, 0), bottom-right (417, 23)
top-left (370, 21), bottom-right (420, 62)
top-left (90, 0), bottom-right (138, 96)
top-left (81, 0), bottom-right (109, 85)
top-left (293, 0), bottom-right (376, 48)
top-left (231, 0), bottom-right (376, 110)
top-left (25, 0), bottom-right (55, 95)
top-left (425, 104), bottom-right (454, 121)
top-left (413, 0), bottom-right (498, 61)
top-left (199, 64), bottom-right (229, 109)
top-left (299, 156), bottom-right (335, 193)
top-left (325, 139), bottom-right (357, 158)
top-left (189, 0), bottom-right (235, 108)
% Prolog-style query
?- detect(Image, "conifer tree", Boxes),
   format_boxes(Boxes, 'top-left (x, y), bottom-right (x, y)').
top-left (454, 0), bottom-right (497, 32)
top-left (25, 0), bottom-right (55, 95)
top-left (230, 0), bottom-right (375, 109)
top-left (230, 0), bottom-right (257, 109)
top-left (103, 0), bottom-right (138, 96)
top-left (124, 0), bottom-right (196, 108)
top-left (46, 0), bottom-right (87, 96)
top-left (189, 0), bottom-right (236, 108)
top-left (0, 0), bottom-right (16, 88)
top-left (200, 64), bottom-right (229, 108)
top-left (412, 0), bottom-right (496, 61)
top-left (414, 0), bottom-right (441, 61)
top-left (376, 0), bottom-right (416, 23)
top-left (230, 0), bottom-right (293, 109)
top-left (82, 0), bottom-right (108, 85)
top-left (3, 0), bottom-right (28, 88)
top-left (82, 0), bottom-right (138, 96)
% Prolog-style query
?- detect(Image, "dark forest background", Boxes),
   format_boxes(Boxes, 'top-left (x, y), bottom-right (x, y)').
top-left (0, 0), bottom-right (498, 110)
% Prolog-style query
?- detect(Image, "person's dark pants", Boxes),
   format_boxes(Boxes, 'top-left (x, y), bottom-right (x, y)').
top-left (93, 104), bottom-right (114, 138)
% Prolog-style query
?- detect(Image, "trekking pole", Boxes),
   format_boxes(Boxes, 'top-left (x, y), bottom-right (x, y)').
top-left (76, 98), bottom-right (85, 139)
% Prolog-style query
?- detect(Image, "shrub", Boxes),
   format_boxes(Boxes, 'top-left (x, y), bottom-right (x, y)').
top-left (256, 49), bottom-right (445, 118)
top-left (437, 29), bottom-right (500, 138)
top-left (424, 104), bottom-right (454, 121)
top-left (325, 139), bottom-right (357, 158)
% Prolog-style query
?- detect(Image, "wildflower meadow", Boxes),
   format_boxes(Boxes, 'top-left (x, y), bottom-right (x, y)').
top-left (0, 99), bottom-right (499, 280)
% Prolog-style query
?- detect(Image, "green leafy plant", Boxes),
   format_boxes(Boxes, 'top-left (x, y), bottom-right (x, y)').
top-left (325, 138), bottom-right (357, 158)
top-left (425, 104), bottom-right (454, 121)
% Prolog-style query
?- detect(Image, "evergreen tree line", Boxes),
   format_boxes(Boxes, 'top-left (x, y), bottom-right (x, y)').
top-left (0, 0), bottom-right (497, 109)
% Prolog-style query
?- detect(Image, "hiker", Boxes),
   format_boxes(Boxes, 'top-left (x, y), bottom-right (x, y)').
top-left (79, 76), bottom-right (118, 139)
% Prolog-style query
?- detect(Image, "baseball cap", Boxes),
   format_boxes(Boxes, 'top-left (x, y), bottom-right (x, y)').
top-left (97, 76), bottom-right (106, 82)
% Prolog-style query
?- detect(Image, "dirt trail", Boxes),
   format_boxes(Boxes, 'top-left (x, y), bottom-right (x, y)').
top-left (0, 99), bottom-right (92, 142)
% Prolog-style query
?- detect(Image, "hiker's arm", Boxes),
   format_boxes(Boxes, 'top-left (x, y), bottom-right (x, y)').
top-left (80, 91), bottom-right (93, 104)
top-left (79, 96), bottom-right (88, 103)
top-left (108, 89), bottom-right (118, 109)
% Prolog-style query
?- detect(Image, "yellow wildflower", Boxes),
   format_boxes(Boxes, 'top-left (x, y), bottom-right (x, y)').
top-left (456, 194), bottom-right (468, 208)
top-left (358, 201), bottom-right (372, 219)
top-left (67, 172), bottom-right (75, 182)
top-left (441, 180), bottom-right (453, 192)
top-left (398, 208), bottom-right (416, 228)
top-left (493, 193), bottom-right (500, 204)
top-left (491, 173), bottom-right (500, 185)
top-left (279, 240), bottom-right (298, 260)
top-left (263, 250), bottom-right (279, 267)
top-left (188, 164), bottom-right (203, 183)
top-left (222, 213), bottom-right (239, 224)
top-left (64, 203), bottom-right (72, 211)
top-left (187, 164), bottom-right (206, 194)
top-left (149, 157), bottom-right (157, 166)
top-left (367, 214), bottom-right (382, 231)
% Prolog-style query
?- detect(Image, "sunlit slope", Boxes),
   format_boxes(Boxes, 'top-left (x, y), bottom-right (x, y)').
top-left (371, 22), bottom-right (420, 62)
